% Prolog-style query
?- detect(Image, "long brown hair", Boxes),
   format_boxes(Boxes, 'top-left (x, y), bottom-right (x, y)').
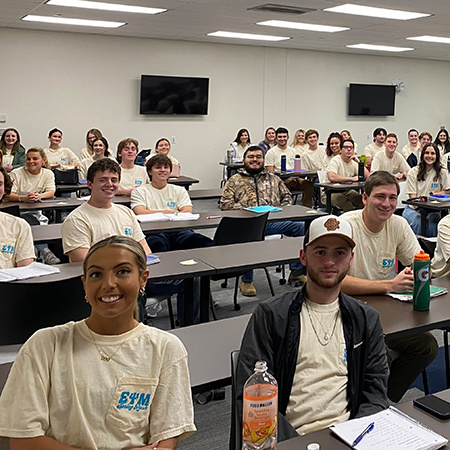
top-left (417, 143), bottom-right (441, 182)
top-left (0, 128), bottom-right (21, 156)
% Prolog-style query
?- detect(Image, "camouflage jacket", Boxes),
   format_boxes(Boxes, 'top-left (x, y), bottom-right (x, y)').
top-left (220, 168), bottom-right (292, 210)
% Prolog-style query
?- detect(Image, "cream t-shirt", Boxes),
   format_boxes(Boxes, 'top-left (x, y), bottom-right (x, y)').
top-left (327, 157), bottom-right (358, 178)
top-left (131, 183), bottom-right (192, 212)
top-left (431, 215), bottom-right (450, 277)
top-left (120, 165), bottom-right (150, 190)
top-left (78, 157), bottom-right (116, 181)
top-left (0, 211), bottom-right (35, 268)
top-left (45, 147), bottom-right (80, 166)
top-left (0, 321), bottom-right (196, 447)
top-left (61, 202), bottom-right (145, 254)
top-left (363, 143), bottom-right (384, 159)
top-left (405, 166), bottom-right (450, 197)
top-left (342, 210), bottom-right (421, 280)
top-left (265, 146), bottom-right (297, 170)
top-left (302, 147), bottom-right (326, 171)
top-left (401, 143), bottom-right (420, 159)
top-left (371, 151), bottom-right (410, 175)
top-left (292, 144), bottom-right (308, 155)
top-left (1, 149), bottom-right (13, 166)
top-left (285, 298), bottom-right (349, 435)
top-left (10, 167), bottom-right (55, 194)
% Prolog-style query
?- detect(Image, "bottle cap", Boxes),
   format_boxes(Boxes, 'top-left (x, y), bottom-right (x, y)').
top-left (414, 249), bottom-right (430, 261)
top-left (307, 444), bottom-right (320, 450)
top-left (295, 154), bottom-right (300, 158)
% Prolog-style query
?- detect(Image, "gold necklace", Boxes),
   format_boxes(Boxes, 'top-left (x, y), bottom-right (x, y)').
top-left (304, 300), bottom-right (339, 346)
top-left (86, 321), bottom-right (138, 362)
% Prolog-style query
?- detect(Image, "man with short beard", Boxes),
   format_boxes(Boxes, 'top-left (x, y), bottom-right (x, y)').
top-left (220, 145), bottom-right (305, 294)
top-left (235, 215), bottom-right (389, 444)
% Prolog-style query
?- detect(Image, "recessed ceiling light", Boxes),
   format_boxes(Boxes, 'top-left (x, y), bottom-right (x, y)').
top-left (346, 43), bottom-right (414, 53)
top-left (324, 4), bottom-right (430, 21)
top-left (207, 31), bottom-right (290, 42)
top-left (21, 14), bottom-right (125, 28)
top-left (46, 0), bottom-right (166, 15)
top-left (407, 35), bottom-right (450, 44)
top-left (258, 20), bottom-right (349, 33)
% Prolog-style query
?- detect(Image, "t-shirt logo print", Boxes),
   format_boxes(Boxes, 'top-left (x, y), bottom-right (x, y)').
top-left (324, 218), bottom-right (340, 231)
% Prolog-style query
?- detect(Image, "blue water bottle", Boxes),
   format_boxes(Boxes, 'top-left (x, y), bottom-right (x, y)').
top-left (280, 155), bottom-right (286, 172)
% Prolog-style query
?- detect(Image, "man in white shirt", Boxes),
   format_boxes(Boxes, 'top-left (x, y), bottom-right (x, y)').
top-left (402, 129), bottom-right (420, 159)
top-left (265, 127), bottom-right (313, 207)
top-left (407, 132), bottom-right (432, 168)
top-left (131, 154), bottom-right (212, 252)
top-left (371, 133), bottom-right (410, 179)
top-left (236, 215), bottom-right (388, 444)
top-left (327, 139), bottom-right (369, 211)
top-left (301, 129), bottom-right (326, 172)
top-left (0, 167), bottom-right (35, 268)
top-left (341, 171), bottom-right (438, 402)
top-left (364, 127), bottom-right (386, 166)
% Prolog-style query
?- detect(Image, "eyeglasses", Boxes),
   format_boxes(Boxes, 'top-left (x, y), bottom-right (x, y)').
top-left (246, 155), bottom-right (263, 160)
top-left (342, 145), bottom-right (354, 150)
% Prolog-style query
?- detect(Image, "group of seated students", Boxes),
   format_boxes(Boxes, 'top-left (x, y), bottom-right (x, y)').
top-left (1, 123), bottom-right (450, 446)
top-left (228, 126), bottom-right (450, 238)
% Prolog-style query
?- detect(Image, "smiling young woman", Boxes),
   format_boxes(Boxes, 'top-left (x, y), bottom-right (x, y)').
top-left (403, 143), bottom-right (450, 237)
top-left (0, 236), bottom-right (196, 449)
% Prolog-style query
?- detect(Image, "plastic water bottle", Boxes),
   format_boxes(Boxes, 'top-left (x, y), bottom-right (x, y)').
top-left (413, 250), bottom-right (431, 311)
top-left (280, 155), bottom-right (286, 172)
top-left (227, 149), bottom-right (233, 164)
top-left (242, 361), bottom-right (278, 450)
top-left (294, 154), bottom-right (301, 173)
top-left (358, 161), bottom-right (365, 181)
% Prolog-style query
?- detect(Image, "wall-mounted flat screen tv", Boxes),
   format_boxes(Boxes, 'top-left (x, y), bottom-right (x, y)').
top-left (140, 75), bottom-right (209, 115)
top-left (348, 83), bottom-right (395, 116)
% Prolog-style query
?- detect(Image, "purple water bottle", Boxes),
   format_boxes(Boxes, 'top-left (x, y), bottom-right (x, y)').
top-left (294, 154), bottom-right (301, 173)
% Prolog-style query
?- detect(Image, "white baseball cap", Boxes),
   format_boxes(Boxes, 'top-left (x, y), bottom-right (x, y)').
top-left (305, 215), bottom-right (355, 248)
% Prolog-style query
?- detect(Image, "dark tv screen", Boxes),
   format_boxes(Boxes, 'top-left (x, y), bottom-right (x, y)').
top-left (140, 75), bottom-right (209, 115)
top-left (348, 84), bottom-right (395, 116)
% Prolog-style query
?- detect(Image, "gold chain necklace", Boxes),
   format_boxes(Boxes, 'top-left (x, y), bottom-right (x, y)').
top-left (86, 321), bottom-right (137, 362)
top-left (304, 300), bottom-right (339, 346)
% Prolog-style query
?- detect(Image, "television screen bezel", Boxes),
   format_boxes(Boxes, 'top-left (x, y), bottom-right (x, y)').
top-left (348, 83), bottom-right (396, 116)
top-left (139, 74), bottom-right (210, 116)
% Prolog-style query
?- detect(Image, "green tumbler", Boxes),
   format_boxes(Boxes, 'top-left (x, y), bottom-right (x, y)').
top-left (413, 250), bottom-right (430, 311)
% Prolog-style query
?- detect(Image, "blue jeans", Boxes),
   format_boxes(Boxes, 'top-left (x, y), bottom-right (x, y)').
top-left (402, 205), bottom-right (440, 237)
top-left (241, 221), bottom-right (305, 283)
top-left (146, 278), bottom-right (200, 326)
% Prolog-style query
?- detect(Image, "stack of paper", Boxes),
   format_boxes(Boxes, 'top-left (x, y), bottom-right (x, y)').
top-left (331, 406), bottom-right (447, 449)
top-left (389, 286), bottom-right (447, 302)
top-left (0, 262), bottom-right (60, 282)
top-left (136, 212), bottom-right (200, 223)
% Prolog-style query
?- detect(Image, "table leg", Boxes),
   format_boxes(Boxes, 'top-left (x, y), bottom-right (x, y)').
top-left (420, 210), bottom-right (427, 236)
top-left (326, 190), bottom-right (332, 214)
top-left (200, 275), bottom-right (210, 323)
top-left (184, 278), bottom-right (194, 326)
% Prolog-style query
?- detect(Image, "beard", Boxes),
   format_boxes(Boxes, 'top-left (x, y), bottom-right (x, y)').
top-left (245, 165), bottom-right (264, 174)
top-left (306, 266), bottom-right (349, 290)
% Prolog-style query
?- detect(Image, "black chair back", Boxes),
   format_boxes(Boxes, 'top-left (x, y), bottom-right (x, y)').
top-left (229, 350), bottom-right (241, 450)
top-left (0, 205), bottom-right (20, 217)
top-left (0, 276), bottom-right (91, 345)
top-left (417, 236), bottom-right (437, 259)
top-left (213, 212), bottom-right (269, 246)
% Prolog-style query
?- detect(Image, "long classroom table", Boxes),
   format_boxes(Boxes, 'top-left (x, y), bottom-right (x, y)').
top-left (31, 206), bottom-right (325, 244)
top-left (277, 389), bottom-right (450, 449)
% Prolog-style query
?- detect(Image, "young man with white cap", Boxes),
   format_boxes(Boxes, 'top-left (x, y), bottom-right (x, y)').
top-left (236, 215), bottom-right (389, 443)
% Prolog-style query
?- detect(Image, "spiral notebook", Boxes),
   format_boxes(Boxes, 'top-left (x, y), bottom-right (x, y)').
top-left (331, 406), bottom-right (447, 450)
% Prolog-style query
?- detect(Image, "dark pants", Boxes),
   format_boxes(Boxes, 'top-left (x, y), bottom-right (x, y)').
top-left (386, 332), bottom-right (439, 402)
top-left (145, 230), bottom-right (212, 326)
top-left (146, 230), bottom-right (213, 253)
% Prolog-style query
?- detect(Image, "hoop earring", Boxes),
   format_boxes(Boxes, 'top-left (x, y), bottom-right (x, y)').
top-left (139, 288), bottom-right (146, 297)
top-left (85, 295), bottom-right (89, 303)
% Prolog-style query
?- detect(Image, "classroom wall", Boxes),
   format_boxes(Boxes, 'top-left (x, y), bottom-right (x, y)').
top-left (1, 27), bottom-right (450, 188)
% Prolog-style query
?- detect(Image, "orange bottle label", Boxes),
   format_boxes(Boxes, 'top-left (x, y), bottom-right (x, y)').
top-left (243, 384), bottom-right (278, 446)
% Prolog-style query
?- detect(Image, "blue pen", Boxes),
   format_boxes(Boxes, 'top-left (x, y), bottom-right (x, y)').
top-left (352, 422), bottom-right (374, 447)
